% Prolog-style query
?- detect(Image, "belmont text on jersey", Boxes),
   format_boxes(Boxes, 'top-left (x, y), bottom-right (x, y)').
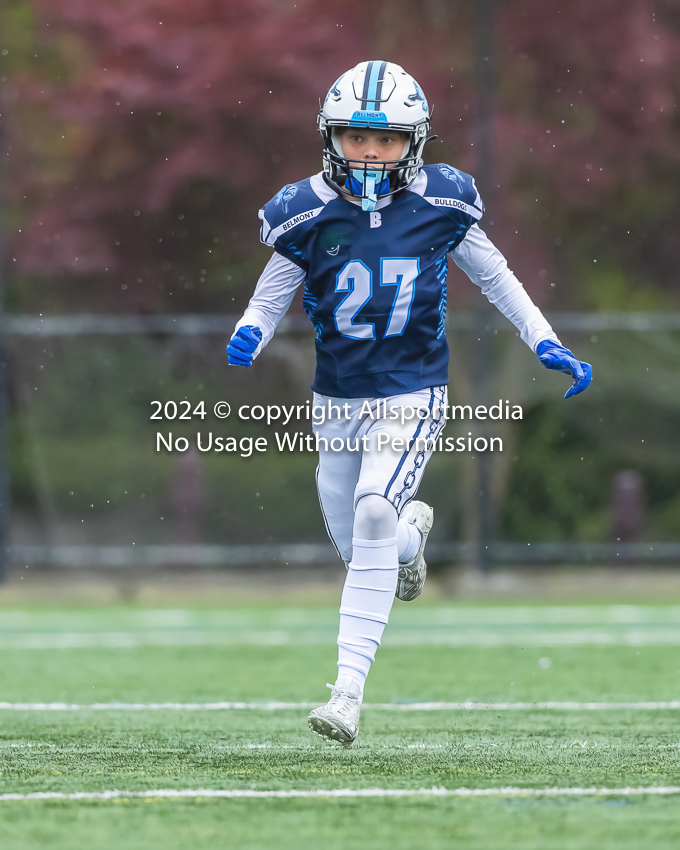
top-left (259, 164), bottom-right (483, 398)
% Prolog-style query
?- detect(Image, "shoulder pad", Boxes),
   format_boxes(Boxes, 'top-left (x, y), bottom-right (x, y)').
top-left (416, 164), bottom-right (484, 221)
top-left (259, 177), bottom-right (328, 247)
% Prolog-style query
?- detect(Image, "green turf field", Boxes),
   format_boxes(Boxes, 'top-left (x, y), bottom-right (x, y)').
top-left (1, 603), bottom-right (680, 849)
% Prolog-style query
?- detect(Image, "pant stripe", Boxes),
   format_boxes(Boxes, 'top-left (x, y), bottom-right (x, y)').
top-left (315, 465), bottom-right (343, 561)
top-left (383, 387), bottom-right (434, 500)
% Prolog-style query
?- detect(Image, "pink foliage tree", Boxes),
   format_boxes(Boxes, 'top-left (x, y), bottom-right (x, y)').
top-left (4, 0), bottom-right (679, 309)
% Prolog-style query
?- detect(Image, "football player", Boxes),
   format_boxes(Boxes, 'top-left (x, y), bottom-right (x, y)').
top-left (227, 61), bottom-right (592, 745)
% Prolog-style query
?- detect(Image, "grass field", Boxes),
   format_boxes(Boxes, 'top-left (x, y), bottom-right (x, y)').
top-left (1, 601), bottom-right (680, 849)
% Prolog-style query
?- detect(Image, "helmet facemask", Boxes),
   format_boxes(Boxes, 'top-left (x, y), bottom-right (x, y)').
top-left (319, 118), bottom-right (428, 211)
top-left (318, 61), bottom-right (431, 210)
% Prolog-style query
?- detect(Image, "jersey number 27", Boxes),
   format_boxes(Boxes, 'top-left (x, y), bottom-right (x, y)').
top-left (334, 258), bottom-right (420, 340)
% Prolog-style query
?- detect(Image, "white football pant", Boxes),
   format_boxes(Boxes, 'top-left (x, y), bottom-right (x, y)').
top-left (314, 385), bottom-right (447, 564)
top-left (314, 385), bottom-right (447, 693)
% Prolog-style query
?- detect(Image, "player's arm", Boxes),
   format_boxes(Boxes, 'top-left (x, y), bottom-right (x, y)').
top-left (227, 251), bottom-right (306, 367)
top-left (451, 224), bottom-right (592, 398)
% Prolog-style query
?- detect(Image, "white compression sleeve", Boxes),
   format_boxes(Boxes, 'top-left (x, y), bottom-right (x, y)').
top-left (337, 536), bottom-right (399, 693)
top-left (397, 519), bottom-right (421, 565)
top-left (337, 496), bottom-right (399, 694)
top-left (233, 251), bottom-right (306, 358)
top-left (451, 224), bottom-right (560, 352)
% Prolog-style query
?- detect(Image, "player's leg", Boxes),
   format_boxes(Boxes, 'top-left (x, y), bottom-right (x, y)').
top-left (358, 386), bottom-right (446, 600)
top-left (332, 390), bottom-right (445, 692)
top-left (315, 461), bottom-right (357, 565)
top-left (336, 493), bottom-right (399, 687)
top-left (313, 395), bottom-right (363, 564)
top-left (309, 387), bottom-right (446, 744)
top-left (308, 492), bottom-right (398, 745)
top-left (309, 398), bottom-right (384, 744)
top-left (397, 506), bottom-right (424, 566)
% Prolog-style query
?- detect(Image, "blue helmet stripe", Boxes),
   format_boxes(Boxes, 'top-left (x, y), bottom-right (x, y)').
top-left (368, 62), bottom-right (381, 112)
top-left (373, 61), bottom-right (388, 109)
top-left (365, 61), bottom-right (382, 111)
top-left (360, 61), bottom-right (375, 110)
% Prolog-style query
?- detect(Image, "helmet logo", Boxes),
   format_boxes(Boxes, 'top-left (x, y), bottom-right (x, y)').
top-left (438, 164), bottom-right (464, 190)
top-left (350, 110), bottom-right (388, 124)
top-left (327, 74), bottom-right (344, 102)
top-left (405, 80), bottom-right (428, 112)
top-left (274, 185), bottom-right (298, 214)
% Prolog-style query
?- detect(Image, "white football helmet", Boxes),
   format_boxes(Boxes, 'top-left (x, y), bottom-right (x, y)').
top-left (318, 61), bottom-right (431, 211)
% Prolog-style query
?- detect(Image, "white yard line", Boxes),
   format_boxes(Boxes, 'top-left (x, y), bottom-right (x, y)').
top-left (3, 742), bottom-right (678, 751)
top-left (368, 700), bottom-right (680, 711)
top-left (4, 605), bottom-right (680, 650)
top-left (3, 630), bottom-right (680, 648)
top-left (1, 786), bottom-right (679, 802)
top-left (1, 700), bottom-right (679, 711)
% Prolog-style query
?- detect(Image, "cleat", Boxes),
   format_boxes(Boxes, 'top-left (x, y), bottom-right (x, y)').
top-left (396, 500), bottom-right (433, 601)
top-left (308, 677), bottom-right (361, 745)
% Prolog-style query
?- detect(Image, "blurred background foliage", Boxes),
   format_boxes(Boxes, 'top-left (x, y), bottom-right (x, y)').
top-left (7, 329), bottom-right (680, 548)
top-left (1, 0), bottom-right (679, 552)
top-left (4, 0), bottom-right (680, 313)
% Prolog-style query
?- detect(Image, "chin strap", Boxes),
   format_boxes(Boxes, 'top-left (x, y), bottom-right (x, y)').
top-left (346, 170), bottom-right (390, 212)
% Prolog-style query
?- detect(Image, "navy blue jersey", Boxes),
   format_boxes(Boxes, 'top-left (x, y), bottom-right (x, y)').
top-left (259, 164), bottom-right (483, 398)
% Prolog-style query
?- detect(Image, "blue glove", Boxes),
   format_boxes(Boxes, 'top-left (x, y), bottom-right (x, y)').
top-left (536, 340), bottom-right (592, 399)
top-left (227, 325), bottom-right (262, 367)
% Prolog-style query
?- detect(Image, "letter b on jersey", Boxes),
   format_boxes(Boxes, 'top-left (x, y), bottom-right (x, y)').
top-left (369, 211), bottom-right (382, 229)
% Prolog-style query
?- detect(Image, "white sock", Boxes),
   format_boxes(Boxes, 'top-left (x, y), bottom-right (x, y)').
top-left (397, 518), bottom-right (421, 565)
top-left (337, 536), bottom-right (399, 696)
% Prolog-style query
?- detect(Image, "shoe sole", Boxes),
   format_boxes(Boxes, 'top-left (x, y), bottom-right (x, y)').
top-left (396, 502), bottom-right (433, 602)
top-left (308, 713), bottom-right (357, 745)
